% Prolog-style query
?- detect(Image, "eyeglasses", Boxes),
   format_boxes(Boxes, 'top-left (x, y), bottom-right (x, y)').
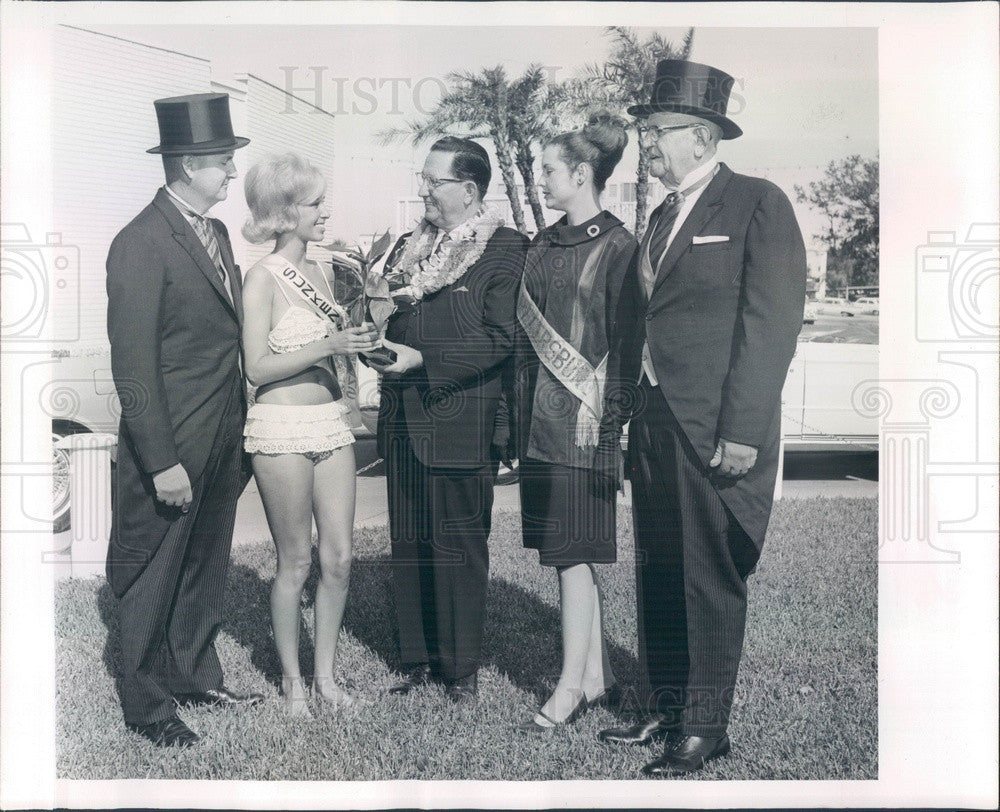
top-left (637, 123), bottom-right (701, 139)
top-left (415, 173), bottom-right (467, 190)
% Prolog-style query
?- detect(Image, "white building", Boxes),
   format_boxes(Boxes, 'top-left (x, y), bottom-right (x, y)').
top-left (52, 25), bottom-right (213, 350)
top-left (43, 26), bottom-right (374, 442)
top-left (49, 25), bottom-right (337, 352)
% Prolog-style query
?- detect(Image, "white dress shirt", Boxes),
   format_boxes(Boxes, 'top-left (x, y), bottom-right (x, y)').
top-left (429, 221), bottom-right (465, 254)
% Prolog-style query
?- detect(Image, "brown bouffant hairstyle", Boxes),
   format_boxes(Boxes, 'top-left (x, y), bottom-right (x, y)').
top-left (546, 114), bottom-right (629, 193)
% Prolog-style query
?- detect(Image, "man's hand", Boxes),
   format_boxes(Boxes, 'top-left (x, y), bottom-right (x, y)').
top-left (380, 339), bottom-right (424, 374)
top-left (153, 463), bottom-right (192, 512)
top-left (709, 439), bottom-right (758, 479)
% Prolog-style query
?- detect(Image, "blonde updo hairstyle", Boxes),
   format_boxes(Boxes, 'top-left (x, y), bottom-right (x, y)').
top-left (242, 153), bottom-right (325, 244)
top-left (546, 114), bottom-right (629, 193)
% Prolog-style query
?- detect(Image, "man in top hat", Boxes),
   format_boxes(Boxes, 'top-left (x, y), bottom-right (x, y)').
top-left (106, 93), bottom-right (262, 748)
top-left (597, 60), bottom-right (806, 774)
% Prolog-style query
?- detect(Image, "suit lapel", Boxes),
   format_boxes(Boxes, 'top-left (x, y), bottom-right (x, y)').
top-left (650, 164), bottom-right (733, 299)
top-left (152, 190), bottom-right (239, 321)
top-left (213, 221), bottom-right (243, 326)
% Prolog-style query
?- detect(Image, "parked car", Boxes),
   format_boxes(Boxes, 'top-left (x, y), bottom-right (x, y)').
top-left (803, 301), bottom-right (819, 324)
top-left (780, 340), bottom-right (878, 448)
top-left (46, 353), bottom-right (120, 532)
top-left (854, 297), bottom-right (880, 315)
top-left (815, 297), bottom-right (856, 317)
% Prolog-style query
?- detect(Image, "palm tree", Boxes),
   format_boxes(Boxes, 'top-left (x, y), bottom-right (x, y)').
top-left (506, 64), bottom-right (555, 232)
top-left (580, 26), bottom-right (695, 237)
top-left (378, 66), bottom-right (529, 234)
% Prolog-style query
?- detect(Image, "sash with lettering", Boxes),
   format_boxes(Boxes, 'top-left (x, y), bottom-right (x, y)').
top-left (517, 283), bottom-right (608, 449)
top-left (267, 259), bottom-right (359, 416)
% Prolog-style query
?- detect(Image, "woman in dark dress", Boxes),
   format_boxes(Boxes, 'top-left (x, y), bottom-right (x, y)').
top-left (515, 116), bottom-right (638, 730)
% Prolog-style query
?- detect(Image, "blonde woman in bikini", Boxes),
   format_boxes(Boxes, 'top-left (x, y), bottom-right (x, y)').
top-left (241, 154), bottom-right (378, 715)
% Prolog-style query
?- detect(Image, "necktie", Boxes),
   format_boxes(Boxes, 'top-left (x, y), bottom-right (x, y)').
top-left (436, 230), bottom-right (452, 254)
top-left (639, 197), bottom-right (682, 386)
top-left (192, 215), bottom-right (227, 288)
top-left (645, 191), bottom-right (683, 273)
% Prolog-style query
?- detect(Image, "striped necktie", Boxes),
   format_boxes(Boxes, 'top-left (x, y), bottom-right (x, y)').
top-left (192, 214), bottom-right (227, 288)
top-left (645, 190), bottom-right (683, 272)
top-left (642, 167), bottom-right (719, 291)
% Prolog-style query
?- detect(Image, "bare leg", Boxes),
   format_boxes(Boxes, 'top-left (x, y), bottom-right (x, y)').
top-left (252, 453), bottom-right (315, 717)
top-left (535, 563), bottom-right (595, 725)
top-left (581, 568), bottom-right (616, 700)
top-left (310, 445), bottom-right (356, 706)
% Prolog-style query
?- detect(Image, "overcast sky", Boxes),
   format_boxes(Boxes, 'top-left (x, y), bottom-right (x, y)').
top-left (98, 24), bottom-right (877, 245)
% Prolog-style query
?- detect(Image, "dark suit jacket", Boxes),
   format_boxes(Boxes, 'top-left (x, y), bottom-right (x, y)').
top-left (609, 163), bottom-right (806, 545)
top-left (106, 188), bottom-right (245, 485)
top-left (378, 226), bottom-right (528, 469)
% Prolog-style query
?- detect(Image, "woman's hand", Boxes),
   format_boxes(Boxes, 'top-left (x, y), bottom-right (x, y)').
top-left (325, 324), bottom-right (380, 356)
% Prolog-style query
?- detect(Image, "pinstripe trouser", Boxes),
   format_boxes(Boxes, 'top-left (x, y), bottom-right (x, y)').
top-left (386, 432), bottom-right (496, 682)
top-left (628, 380), bottom-right (757, 737)
top-left (112, 389), bottom-right (245, 726)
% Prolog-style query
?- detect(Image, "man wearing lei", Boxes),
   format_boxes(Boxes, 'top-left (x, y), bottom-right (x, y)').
top-left (373, 136), bottom-right (529, 703)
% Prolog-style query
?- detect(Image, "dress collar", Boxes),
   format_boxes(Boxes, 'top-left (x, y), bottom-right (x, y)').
top-left (673, 157), bottom-right (719, 197)
top-left (544, 210), bottom-right (623, 246)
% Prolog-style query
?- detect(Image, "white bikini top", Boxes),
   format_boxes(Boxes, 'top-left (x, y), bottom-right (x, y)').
top-left (268, 301), bottom-right (331, 354)
top-left (263, 257), bottom-right (335, 354)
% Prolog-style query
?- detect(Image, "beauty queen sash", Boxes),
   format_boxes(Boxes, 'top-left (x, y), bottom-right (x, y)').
top-left (517, 284), bottom-right (608, 448)
top-left (267, 259), bottom-right (359, 414)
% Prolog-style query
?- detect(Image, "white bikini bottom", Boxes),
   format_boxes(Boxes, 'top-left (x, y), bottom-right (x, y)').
top-left (244, 400), bottom-right (355, 462)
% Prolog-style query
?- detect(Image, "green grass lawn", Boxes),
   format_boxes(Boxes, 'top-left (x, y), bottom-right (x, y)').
top-left (56, 497), bottom-right (876, 781)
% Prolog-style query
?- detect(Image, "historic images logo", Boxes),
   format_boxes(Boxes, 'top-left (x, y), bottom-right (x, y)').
top-left (1, 223), bottom-right (81, 344)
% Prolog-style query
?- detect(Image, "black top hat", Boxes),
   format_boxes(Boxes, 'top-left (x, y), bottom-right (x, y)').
top-left (147, 93), bottom-right (250, 155)
top-left (627, 60), bottom-right (742, 140)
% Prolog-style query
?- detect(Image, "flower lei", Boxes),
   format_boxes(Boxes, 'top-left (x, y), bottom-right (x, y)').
top-left (389, 206), bottom-right (505, 301)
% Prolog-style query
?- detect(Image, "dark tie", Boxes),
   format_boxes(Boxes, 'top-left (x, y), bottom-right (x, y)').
top-left (645, 191), bottom-right (684, 272)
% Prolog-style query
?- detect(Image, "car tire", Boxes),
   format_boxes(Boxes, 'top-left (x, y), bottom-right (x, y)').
top-left (53, 423), bottom-right (92, 533)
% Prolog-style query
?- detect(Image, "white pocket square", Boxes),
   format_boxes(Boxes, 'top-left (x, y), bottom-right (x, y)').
top-left (692, 235), bottom-right (730, 244)
top-left (452, 285), bottom-right (470, 292)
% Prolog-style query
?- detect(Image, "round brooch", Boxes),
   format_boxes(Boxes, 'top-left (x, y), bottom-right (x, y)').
top-left (586, 224), bottom-right (601, 238)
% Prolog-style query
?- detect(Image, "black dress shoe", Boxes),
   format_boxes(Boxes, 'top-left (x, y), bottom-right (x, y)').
top-left (642, 733), bottom-right (731, 776)
top-left (597, 717), bottom-right (673, 746)
top-left (173, 687), bottom-right (264, 709)
top-left (388, 663), bottom-right (433, 695)
top-left (127, 715), bottom-right (199, 748)
top-left (444, 672), bottom-right (478, 704)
